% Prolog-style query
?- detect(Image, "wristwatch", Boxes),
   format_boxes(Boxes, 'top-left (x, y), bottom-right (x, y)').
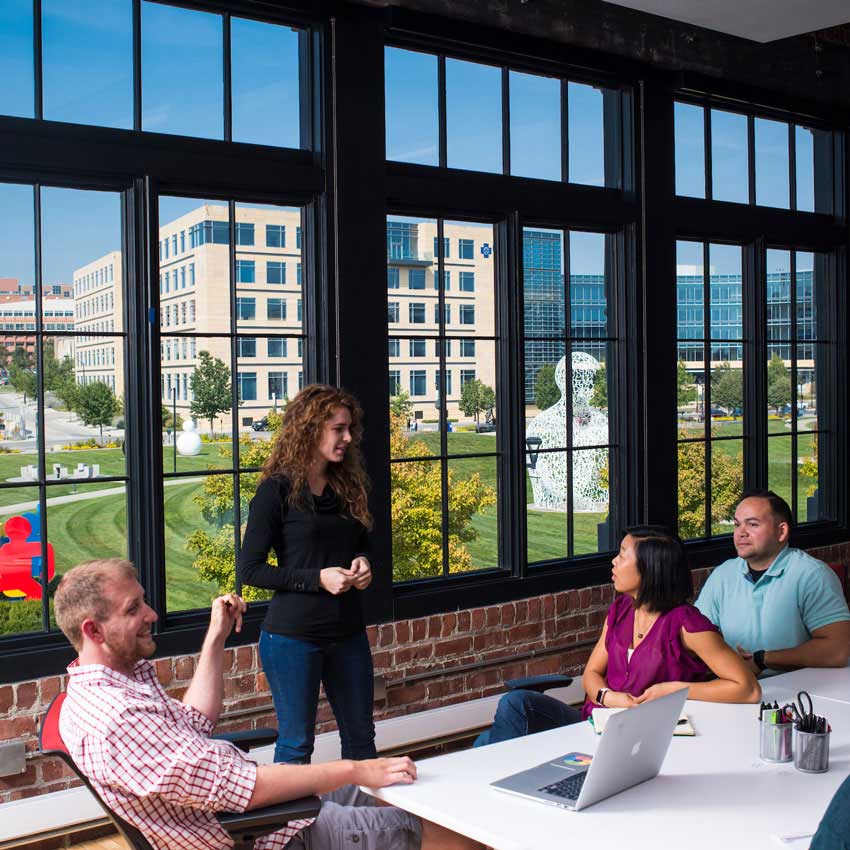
top-left (596, 687), bottom-right (609, 706)
top-left (753, 649), bottom-right (767, 672)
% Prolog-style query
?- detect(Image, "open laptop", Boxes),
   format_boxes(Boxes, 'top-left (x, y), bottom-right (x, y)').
top-left (491, 686), bottom-right (688, 811)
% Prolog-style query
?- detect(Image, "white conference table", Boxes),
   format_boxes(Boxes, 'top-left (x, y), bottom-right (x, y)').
top-left (364, 692), bottom-right (850, 850)
top-left (760, 666), bottom-right (850, 707)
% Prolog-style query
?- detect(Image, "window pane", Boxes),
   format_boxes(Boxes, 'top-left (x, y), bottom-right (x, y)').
top-left (43, 0), bottom-right (132, 129)
top-left (0, 336), bottom-right (40, 451)
top-left (385, 47), bottom-right (438, 166)
top-left (796, 251), bottom-right (818, 342)
top-left (573, 447), bottom-right (610, 556)
top-left (161, 335), bottom-right (230, 471)
top-left (47, 480), bottom-right (128, 580)
top-left (711, 109), bottom-right (749, 204)
top-left (708, 243), bottom-right (742, 341)
top-left (0, 0), bottom-right (34, 118)
top-left (447, 339), bottom-right (496, 447)
top-left (446, 58), bottom-right (501, 173)
top-left (447, 457), bottom-right (498, 573)
top-left (570, 231), bottom-right (608, 337)
top-left (42, 186), bottom-right (124, 456)
top-left (232, 18), bottom-right (300, 149)
top-left (766, 342), bottom-right (791, 419)
top-left (0, 487), bottom-right (45, 635)
top-left (391, 457), bottom-right (442, 581)
top-left (525, 340), bottom-right (566, 448)
top-left (802, 343), bottom-right (825, 432)
top-left (678, 439), bottom-right (707, 539)
top-left (709, 354), bottom-right (743, 421)
top-left (766, 249), bottom-right (791, 343)
top-left (767, 435), bottom-right (793, 511)
top-left (160, 197), bottom-right (229, 334)
top-left (526, 450), bottom-right (567, 563)
top-left (799, 430), bottom-right (824, 522)
top-left (447, 221), bottom-right (494, 335)
top-left (674, 102), bottom-right (705, 198)
top-left (142, 2), bottom-right (223, 139)
top-left (755, 118), bottom-right (789, 209)
top-left (795, 126), bottom-right (832, 214)
top-left (568, 82), bottom-right (604, 186)
top-left (166, 474), bottom-right (230, 612)
top-left (509, 70), bottom-right (560, 181)
top-left (236, 204), bottom-right (302, 334)
top-left (710, 439), bottom-right (743, 535)
top-left (523, 227), bottom-right (565, 340)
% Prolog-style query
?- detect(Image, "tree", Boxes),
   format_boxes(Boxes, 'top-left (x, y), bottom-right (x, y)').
top-left (390, 390), bottom-right (413, 422)
top-left (677, 361), bottom-right (697, 407)
top-left (677, 430), bottom-right (743, 538)
top-left (711, 362), bottom-right (743, 416)
top-left (43, 339), bottom-right (77, 408)
top-left (190, 351), bottom-right (231, 437)
top-left (389, 412), bottom-right (496, 580)
top-left (767, 354), bottom-right (792, 414)
top-left (187, 430), bottom-right (280, 602)
top-left (161, 404), bottom-right (184, 432)
top-left (590, 364), bottom-right (607, 409)
top-left (8, 347), bottom-right (36, 404)
top-left (73, 381), bottom-right (120, 441)
top-left (459, 378), bottom-right (495, 424)
top-left (534, 364), bottom-right (560, 410)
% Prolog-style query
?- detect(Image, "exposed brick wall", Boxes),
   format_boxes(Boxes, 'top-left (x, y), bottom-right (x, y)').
top-left (1, 544), bottom-right (847, 808)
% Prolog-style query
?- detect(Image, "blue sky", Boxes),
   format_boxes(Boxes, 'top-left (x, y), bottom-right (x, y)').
top-left (0, 11), bottom-right (819, 291)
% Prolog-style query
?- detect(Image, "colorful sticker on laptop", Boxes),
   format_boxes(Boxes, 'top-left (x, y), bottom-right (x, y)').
top-left (560, 752), bottom-right (593, 767)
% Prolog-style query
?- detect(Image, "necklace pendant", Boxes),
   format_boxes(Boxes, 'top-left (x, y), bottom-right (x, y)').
top-left (637, 632), bottom-right (644, 639)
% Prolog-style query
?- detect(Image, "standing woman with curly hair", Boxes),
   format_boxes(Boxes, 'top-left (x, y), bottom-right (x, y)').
top-left (238, 384), bottom-right (377, 764)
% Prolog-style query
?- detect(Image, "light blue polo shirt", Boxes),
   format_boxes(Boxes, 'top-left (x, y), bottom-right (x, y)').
top-left (695, 546), bottom-right (850, 676)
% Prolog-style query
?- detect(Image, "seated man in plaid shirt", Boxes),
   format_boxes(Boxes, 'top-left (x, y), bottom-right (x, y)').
top-left (54, 558), bottom-right (477, 850)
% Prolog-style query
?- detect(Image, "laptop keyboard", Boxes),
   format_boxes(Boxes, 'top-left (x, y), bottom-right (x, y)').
top-left (540, 772), bottom-right (587, 801)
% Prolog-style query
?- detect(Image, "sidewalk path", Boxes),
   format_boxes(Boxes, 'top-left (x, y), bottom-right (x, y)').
top-left (0, 477), bottom-right (203, 517)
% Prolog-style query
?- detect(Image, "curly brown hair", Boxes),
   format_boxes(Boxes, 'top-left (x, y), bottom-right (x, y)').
top-left (262, 384), bottom-right (373, 529)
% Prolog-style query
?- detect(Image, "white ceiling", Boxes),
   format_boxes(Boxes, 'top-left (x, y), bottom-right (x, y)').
top-left (600, 0), bottom-right (850, 43)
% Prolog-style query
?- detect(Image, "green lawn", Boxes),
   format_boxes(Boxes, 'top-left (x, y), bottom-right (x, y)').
top-left (0, 421), bottom-right (821, 625)
top-left (0, 444), bottom-right (240, 508)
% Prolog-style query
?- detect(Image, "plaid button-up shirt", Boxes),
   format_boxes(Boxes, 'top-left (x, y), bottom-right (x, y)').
top-left (61, 660), bottom-right (314, 850)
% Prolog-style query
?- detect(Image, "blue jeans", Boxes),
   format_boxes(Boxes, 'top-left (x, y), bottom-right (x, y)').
top-left (474, 689), bottom-right (582, 747)
top-left (259, 630), bottom-right (377, 764)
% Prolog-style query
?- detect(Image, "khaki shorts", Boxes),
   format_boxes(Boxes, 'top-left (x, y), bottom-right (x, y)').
top-left (286, 785), bottom-right (422, 850)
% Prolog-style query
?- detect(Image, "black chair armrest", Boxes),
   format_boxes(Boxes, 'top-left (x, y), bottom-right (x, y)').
top-left (213, 728), bottom-right (278, 752)
top-left (504, 674), bottom-right (573, 694)
top-left (218, 796), bottom-right (322, 833)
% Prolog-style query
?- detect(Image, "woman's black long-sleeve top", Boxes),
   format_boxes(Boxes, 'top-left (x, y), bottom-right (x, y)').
top-left (238, 476), bottom-right (370, 642)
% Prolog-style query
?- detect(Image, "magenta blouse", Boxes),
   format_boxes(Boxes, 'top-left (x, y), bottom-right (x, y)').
top-left (581, 594), bottom-right (719, 719)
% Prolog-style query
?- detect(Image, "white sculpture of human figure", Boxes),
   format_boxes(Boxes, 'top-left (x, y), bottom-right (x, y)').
top-left (176, 419), bottom-right (202, 457)
top-left (527, 353), bottom-right (609, 511)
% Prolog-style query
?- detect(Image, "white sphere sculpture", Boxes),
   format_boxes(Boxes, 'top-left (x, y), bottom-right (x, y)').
top-left (176, 420), bottom-right (202, 456)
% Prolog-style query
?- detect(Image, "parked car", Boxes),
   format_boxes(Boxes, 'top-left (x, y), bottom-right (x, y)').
top-left (476, 421), bottom-right (497, 433)
top-left (251, 417), bottom-right (269, 431)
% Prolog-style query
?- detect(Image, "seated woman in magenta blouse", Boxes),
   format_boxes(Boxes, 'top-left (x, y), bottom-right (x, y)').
top-left (476, 526), bottom-right (760, 746)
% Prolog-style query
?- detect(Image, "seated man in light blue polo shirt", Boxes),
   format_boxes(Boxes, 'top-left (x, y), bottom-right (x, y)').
top-left (696, 489), bottom-right (850, 677)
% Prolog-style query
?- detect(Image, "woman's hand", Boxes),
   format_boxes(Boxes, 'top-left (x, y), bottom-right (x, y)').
top-left (603, 691), bottom-right (640, 709)
top-left (634, 682), bottom-right (685, 704)
top-left (319, 567), bottom-right (356, 595)
top-left (350, 556), bottom-right (372, 590)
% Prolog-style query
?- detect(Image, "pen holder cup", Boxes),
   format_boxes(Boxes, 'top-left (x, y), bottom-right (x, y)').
top-left (793, 728), bottom-right (830, 774)
top-left (759, 719), bottom-right (793, 763)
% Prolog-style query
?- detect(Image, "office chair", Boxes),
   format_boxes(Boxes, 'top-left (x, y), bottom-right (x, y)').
top-left (40, 693), bottom-right (321, 850)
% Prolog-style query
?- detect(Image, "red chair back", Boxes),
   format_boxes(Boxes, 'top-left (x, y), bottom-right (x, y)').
top-left (39, 694), bottom-right (156, 850)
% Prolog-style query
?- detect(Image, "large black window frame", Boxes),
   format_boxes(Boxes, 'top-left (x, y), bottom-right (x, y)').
top-left (383, 25), bottom-right (640, 616)
top-left (0, 0), bottom-right (325, 681)
top-left (669, 88), bottom-right (847, 562)
top-left (0, 2), bottom-right (847, 680)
